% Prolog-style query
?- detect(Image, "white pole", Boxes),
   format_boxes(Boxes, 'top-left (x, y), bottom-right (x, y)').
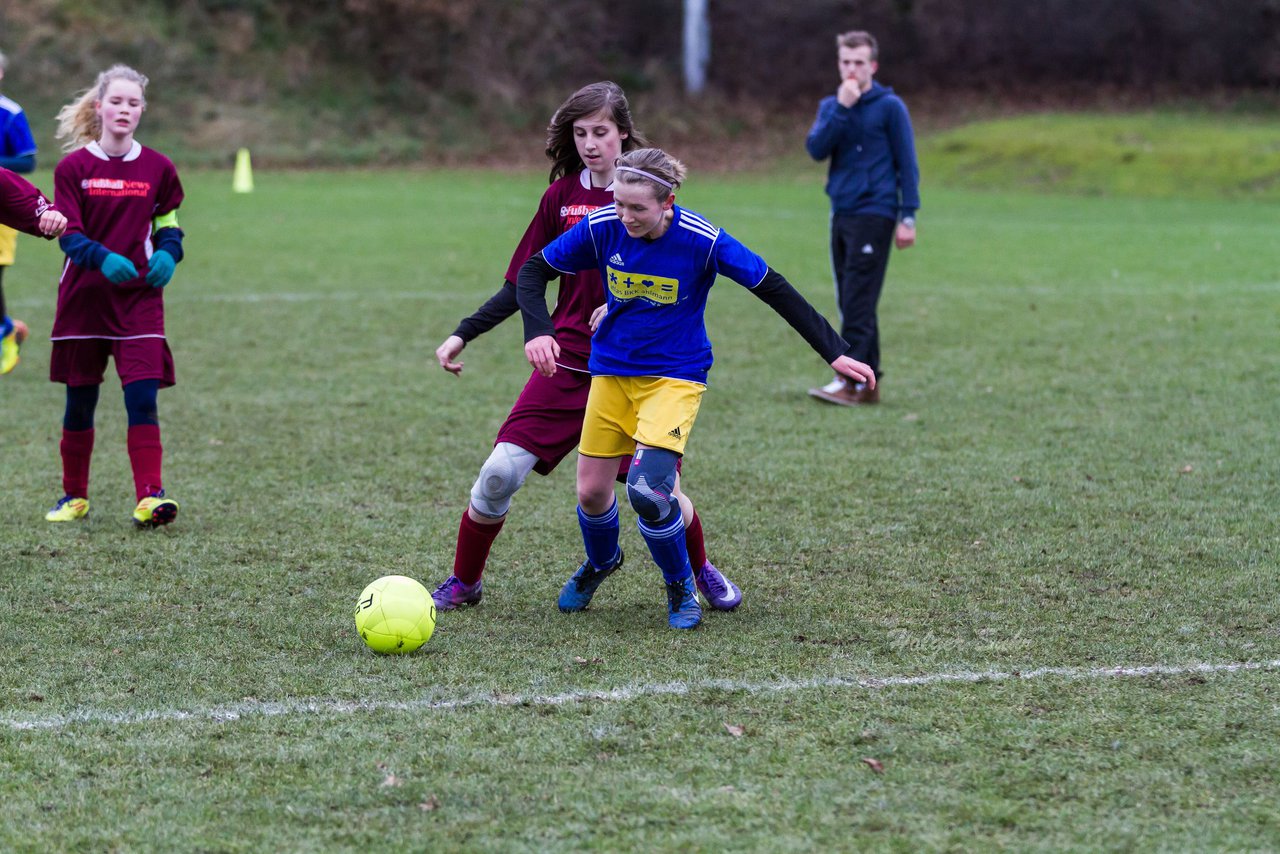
top-left (683, 0), bottom-right (710, 95)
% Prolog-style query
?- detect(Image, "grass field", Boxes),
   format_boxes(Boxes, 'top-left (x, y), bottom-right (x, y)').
top-left (918, 111), bottom-right (1280, 200)
top-left (2, 163), bottom-right (1278, 851)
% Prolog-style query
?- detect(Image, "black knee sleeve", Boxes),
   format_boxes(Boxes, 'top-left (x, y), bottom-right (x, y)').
top-left (64, 384), bottom-right (101, 431)
top-left (123, 379), bottom-right (160, 426)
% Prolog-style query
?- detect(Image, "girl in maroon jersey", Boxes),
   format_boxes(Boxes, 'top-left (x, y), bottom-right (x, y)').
top-left (0, 167), bottom-right (67, 373)
top-left (428, 81), bottom-right (742, 613)
top-left (45, 65), bottom-right (186, 527)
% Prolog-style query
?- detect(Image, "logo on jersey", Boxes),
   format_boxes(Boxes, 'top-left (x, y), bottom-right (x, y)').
top-left (561, 203), bottom-right (601, 228)
top-left (606, 265), bottom-right (679, 305)
top-left (609, 253), bottom-right (625, 265)
top-left (81, 178), bottom-right (152, 198)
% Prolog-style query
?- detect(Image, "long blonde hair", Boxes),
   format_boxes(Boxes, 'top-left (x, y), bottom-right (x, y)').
top-left (55, 65), bottom-right (149, 152)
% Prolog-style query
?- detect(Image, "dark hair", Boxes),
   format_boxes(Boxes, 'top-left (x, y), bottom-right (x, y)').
top-left (545, 81), bottom-right (648, 183)
top-left (837, 30), bottom-right (879, 61)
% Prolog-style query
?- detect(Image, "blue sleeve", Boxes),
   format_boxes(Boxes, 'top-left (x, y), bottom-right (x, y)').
top-left (888, 99), bottom-right (920, 217)
top-left (153, 227), bottom-right (185, 263)
top-left (0, 153), bottom-right (35, 173)
top-left (59, 233), bottom-right (112, 270)
top-left (541, 215), bottom-right (599, 275)
top-left (805, 96), bottom-right (849, 161)
top-left (1, 109), bottom-right (38, 161)
top-left (712, 230), bottom-right (769, 288)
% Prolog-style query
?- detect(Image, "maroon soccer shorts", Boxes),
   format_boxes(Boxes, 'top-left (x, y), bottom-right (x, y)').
top-left (495, 367), bottom-right (678, 482)
top-left (50, 338), bottom-right (176, 387)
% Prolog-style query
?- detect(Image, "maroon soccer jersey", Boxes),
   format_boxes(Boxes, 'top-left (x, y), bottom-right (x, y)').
top-left (0, 167), bottom-right (57, 237)
top-left (51, 140), bottom-right (184, 340)
top-left (503, 170), bottom-right (612, 371)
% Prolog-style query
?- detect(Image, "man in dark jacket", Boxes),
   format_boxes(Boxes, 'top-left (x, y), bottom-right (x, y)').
top-left (806, 30), bottom-right (919, 405)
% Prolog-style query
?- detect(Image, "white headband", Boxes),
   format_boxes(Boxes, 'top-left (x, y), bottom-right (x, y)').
top-left (616, 165), bottom-right (674, 189)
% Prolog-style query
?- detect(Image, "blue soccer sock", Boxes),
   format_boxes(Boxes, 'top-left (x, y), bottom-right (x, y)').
top-left (637, 515), bottom-right (693, 584)
top-left (577, 500), bottom-right (621, 571)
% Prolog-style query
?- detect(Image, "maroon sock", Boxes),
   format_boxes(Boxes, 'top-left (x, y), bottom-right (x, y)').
top-left (60, 428), bottom-right (95, 498)
top-left (685, 510), bottom-right (708, 571)
top-left (453, 508), bottom-right (505, 585)
top-left (127, 424), bottom-right (164, 501)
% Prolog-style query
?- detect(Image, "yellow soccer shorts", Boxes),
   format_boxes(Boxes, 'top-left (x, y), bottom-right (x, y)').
top-left (0, 225), bottom-right (17, 266)
top-left (579, 375), bottom-right (706, 458)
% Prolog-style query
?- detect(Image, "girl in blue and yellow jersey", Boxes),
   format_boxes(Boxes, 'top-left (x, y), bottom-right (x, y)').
top-left (517, 148), bottom-right (874, 629)
top-left (427, 83), bottom-right (740, 617)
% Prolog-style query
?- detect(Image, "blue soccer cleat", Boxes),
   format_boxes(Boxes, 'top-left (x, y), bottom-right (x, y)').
top-left (694, 560), bottom-right (742, 611)
top-left (665, 575), bottom-right (702, 629)
top-left (558, 549), bottom-right (624, 612)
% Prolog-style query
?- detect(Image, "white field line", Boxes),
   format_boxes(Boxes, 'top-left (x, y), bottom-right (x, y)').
top-left (6, 659), bottom-right (1278, 733)
top-left (9, 280), bottom-right (1278, 311)
top-left (7, 290), bottom-right (460, 308)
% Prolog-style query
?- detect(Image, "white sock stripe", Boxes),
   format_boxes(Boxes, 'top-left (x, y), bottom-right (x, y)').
top-left (579, 501), bottom-right (619, 526)
top-left (5, 659), bottom-right (1277, 732)
top-left (636, 515), bottom-right (684, 540)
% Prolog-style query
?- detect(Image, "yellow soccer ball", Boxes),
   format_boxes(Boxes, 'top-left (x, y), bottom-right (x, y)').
top-left (354, 575), bottom-right (436, 654)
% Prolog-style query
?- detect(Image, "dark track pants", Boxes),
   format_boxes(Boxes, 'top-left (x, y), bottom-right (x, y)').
top-left (830, 213), bottom-right (896, 376)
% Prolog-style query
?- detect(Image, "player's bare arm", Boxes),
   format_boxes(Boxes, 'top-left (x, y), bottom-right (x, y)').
top-left (436, 334), bottom-right (466, 375)
top-left (589, 304), bottom-right (607, 332)
top-left (39, 209), bottom-right (68, 238)
top-left (524, 334), bottom-right (560, 378)
top-left (831, 354), bottom-right (875, 389)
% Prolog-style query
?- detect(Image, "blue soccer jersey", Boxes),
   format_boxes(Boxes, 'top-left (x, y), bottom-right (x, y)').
top-left (541, 205), bottom-right (768, 384)
top-left (0, 96), bottom-right (38, 160)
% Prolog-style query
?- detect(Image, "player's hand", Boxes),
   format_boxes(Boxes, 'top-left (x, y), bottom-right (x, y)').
top-left (895, 221), bottom-right (916, 250)
top-left (525, 334), bottom-right (560, 378)
top-left (39, 210), bottom-right (68, 238)
top-left (837, 78), bottom-right (862, 108)
top-left (589, 304), bottom-right (608, 332)
top-left (145, 250), bottom-right (176, 288)
top-left (830, 354), bottom-right (875, 389)
top-left (101, 253), bottom-right (139, 284)
top-left (436, 335), bottom-right (466, 375)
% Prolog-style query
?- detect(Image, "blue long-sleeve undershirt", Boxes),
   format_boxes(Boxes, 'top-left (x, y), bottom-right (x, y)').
top-left (60, 228), bottom-right (184, 269)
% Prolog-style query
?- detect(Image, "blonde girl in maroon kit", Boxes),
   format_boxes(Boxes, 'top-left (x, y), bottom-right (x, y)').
top-left (45, 65), bottom-right (186, 527)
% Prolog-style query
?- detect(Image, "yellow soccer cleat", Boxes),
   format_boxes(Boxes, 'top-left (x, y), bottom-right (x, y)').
top-left (0, 317), bottom-right (23, 375)
top-left (46, 495), bottom-right (90, 522)
top-left (133, 491), bottom-right (179, 528)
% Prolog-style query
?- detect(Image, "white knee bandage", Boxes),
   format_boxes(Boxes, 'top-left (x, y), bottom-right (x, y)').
top-left (469, 442), bottom-right (538, 518)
